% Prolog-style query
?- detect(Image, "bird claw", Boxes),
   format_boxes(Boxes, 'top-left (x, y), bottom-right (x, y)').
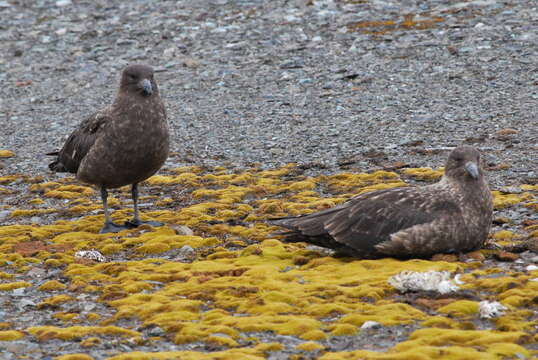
top-left (124, 219), bottom-right (164, 228)
top-left (99, 222), bottom-right (129, 234)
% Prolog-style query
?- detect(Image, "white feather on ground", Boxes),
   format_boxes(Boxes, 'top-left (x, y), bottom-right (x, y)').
top-left (74, 249), bottom-right (106, 262)
top-left (388, 270), bottom-right (461, 294)
top-left (479, 301), bottom-right (507, 319)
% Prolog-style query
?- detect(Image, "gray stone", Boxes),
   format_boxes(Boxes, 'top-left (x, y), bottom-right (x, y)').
top-left (361, 321), bottom-right (382, 330)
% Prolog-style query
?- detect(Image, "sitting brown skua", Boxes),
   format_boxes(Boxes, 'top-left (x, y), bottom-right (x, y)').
top-left (270, 146), bottom-right (493, 258)
top-left (48, 64), bottom-right (169, 233)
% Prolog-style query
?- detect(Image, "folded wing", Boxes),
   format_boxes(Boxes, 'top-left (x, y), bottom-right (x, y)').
top-left (271, 187), bottom-right (459, 257)
top-left (47, 111), bottom-right (109, 173)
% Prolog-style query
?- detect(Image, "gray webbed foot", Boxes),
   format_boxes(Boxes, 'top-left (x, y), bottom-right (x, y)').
top-left (99, 221), bottom-right (129, 234)
top-left (124, 219), bottom-right (164, 228)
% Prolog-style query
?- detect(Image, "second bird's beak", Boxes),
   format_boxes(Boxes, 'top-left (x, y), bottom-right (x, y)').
top-left (465, 162), bottom-right (479, 179)
top-left (140, 79), bottom-right (153, 96)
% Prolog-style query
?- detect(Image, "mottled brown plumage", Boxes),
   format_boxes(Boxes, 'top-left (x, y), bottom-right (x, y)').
top-left (270, 146), bottom-right (493, 259)
top-left (47, 64), bottom-right (169, 233)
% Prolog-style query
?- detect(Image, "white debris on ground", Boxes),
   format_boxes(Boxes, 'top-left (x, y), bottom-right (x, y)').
top-left (454, 274), bottom-right (465, 285)
top-left (388, 270), bottom-right (461, 294)
top-left (360, 321), bottom-right (382, 330)
top-left (74, 249), bottom-right (106, 262)
top-left (479, 301), bottom-right (508, 319)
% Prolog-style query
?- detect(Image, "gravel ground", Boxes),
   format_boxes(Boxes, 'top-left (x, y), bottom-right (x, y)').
top-left (1, 0), bottom-right (537, 187)
top-left (1, 0), bottom-right (538, 359)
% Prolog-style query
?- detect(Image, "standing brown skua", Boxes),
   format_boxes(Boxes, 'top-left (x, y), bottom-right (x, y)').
top-left (270, 146), bottom-right (493, 259)
top-left (48, 64), bottom-right (169, 233)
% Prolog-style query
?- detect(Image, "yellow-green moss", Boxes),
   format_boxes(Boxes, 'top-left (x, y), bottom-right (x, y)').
top-left (0, 175), bottom-right (19, 184)
top-left (499, 281), bottom-right (538, 307)
top-left (80, 336), bottom-right (101, 347)
top-left (44, 259), bottom-right (64, 267)
top-left (107, 347), bottom-right (269, 360)
top-left (0, 281), bottom-right (32, 291)
top-left (492, 230), bottom-right (516, 240)
top-left (54, 355), bottom-right (95, 360)
top-left (0, 271), bottom-right (15, 280)
top-left (399, 328), bottom-right (528, 349)
top-left (85, 313), bottom-right (101, 322)
top-left (402, 167), bottom-right (443, 181)
top-left (330, 324), bottom-right (357, 336)
top-left (136, 242), bottom-right (171, 254)
top-left (296, 341), bottom-right (325, 351)
top-left (0, 150), bottom-right (15, 158)
top-left (338, 302), bottom-right (427, 326)
top-left (301, 329), bottom-right (327, 341)
top-left (146, 173), bottom-right (201, 186)
top-left (421, 316), bottom-right (459, 329)
top-left (487, 343), bottom-right (530, 358)
top-left (321, 344), bottom-right (527, 360)
top-left (44, 185), bottom-right (94, 199)
top-left (38, 280), bottom-right (67, 291)
top-left (28, 325), bottom-right (140, 341)
top-left (100, 243), bottom-right (123, 255)
top-left (38, 295), bottom-right (75, 307)
top-left (0, 330), bottom-right (24, 341)
top-left (10, 209), bottom-right (56, 217)
top-left (288, 180), bottom-right (317, 192)
top-left (1, 164), bottom-right (536, 359)
top-left (53, 312), bottom-right (78, 322)
top-left (492, 191), bottom-right (533, 209)
top-left (436, 300), bottom-right (479, 317)
top-left (207, 334), bottom-right (239, 347)
top-left (324, 171), bottom-right (401, 193)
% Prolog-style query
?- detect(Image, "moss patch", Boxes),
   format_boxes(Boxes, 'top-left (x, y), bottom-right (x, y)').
top-left (0, 164), bottom-right (536, 358)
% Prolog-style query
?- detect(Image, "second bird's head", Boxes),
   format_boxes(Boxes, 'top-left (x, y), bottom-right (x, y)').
top-left (444, 146), bottom-right (483, 181)
top-left (120, 64), bottom-right (157, 97)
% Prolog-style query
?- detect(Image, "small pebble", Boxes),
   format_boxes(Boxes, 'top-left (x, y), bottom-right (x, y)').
top-left (30, 216), bottom-right (42, 224)
top-left (147, 326), bottom-right (165, 337)
top-left (177, 245), bottom-right (196, 262)
top-left (361, 321), bottom-right (381, 330)
top-left (172, 225), bottom-right (194, 236)
top-left (56, 0), bottom-right (71, 6)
